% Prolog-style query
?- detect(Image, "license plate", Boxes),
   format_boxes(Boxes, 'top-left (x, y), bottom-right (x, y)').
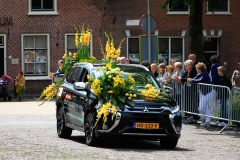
top-left (133, 122), bottom-right (159, 129)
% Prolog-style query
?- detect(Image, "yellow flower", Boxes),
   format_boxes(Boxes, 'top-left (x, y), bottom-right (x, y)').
top-left (87, 75), bottom-right (91, 80)
top-left (62, 54), bottom-right (67, 59)
top-left (128, 97), bottom-right (132, 100)
top-left (106, 63), bottom-right (112, 68)
top-left (69, 52), bottom-right (72, 57)
top-left (75, 31), bottom-right (79, 47)
top-left (125, 93), bottom-right (129, 96)
top-left (111, 106), bottom-right (117, 113)
top-left (108, 90), bottom-right (113, 94)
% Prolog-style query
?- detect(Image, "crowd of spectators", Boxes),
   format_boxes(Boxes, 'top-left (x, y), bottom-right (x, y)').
top-left (141, 54), bottom-right (239, 128)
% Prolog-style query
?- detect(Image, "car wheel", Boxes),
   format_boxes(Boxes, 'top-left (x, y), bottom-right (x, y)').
top-left (85, 112), bottom-right (98, 146)
top-left (160, 138), bottom-right (178, 149)
top-left (57, 107), bottom-right (72, 138)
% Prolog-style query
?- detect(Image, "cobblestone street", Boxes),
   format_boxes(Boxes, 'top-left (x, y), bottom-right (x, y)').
top-left (0, 101), bottom-right (239, 160)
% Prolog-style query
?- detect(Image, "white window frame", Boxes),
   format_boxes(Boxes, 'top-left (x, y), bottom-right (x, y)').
top-left (126, 36), bottom-right (185, 64)
top-left (28, 0), bottom-right (58, 16)
top-left (65, 33), bottom-right (93, 57)
top-left (159, 36), bottom-right (185, 65)
top-left (204, 37), bottom-right (219, 55)
top-left (126, 36), bottom-right (139, 64)
top-left (167, 1), bottom-right (189, 15)
top-left (206, 0), bottom-right (231, 15)
top-left (21, 33), bottom-right (51, 80)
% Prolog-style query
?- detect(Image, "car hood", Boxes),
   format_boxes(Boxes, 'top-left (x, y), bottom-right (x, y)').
top-left (123, 95), bottom-right (177, 113)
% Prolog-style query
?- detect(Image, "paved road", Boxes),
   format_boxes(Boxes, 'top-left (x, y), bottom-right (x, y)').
top-left (0, 101), bottom-right (240, 160)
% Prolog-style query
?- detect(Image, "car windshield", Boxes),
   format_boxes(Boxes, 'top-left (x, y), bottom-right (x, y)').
top-left (91, 68), bottom-right (160, 89)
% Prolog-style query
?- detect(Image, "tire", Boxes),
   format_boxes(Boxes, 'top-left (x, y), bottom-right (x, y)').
top-left (57, 107), bottom-right (72, 138)
top-left (85, 112), bottom-right (98, 146)
top-left (160, 138), bottom-right (178, 149)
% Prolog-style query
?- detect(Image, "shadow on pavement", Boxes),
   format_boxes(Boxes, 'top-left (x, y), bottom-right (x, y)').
top-left (68, 135), bottom-right (193, 151)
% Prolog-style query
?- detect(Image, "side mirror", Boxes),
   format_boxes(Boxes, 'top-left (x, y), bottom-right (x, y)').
top-left (162, 85), bottom-right (173, 94)
top-left (73, 82), bottom-right (91, 93)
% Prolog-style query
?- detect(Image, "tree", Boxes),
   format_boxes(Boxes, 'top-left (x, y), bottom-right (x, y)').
top-left (162, 0), bottom-right (222, 62)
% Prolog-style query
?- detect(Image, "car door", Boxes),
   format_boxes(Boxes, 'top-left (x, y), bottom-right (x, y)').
top-left (73, 67), bottom-right (90, 128)
top-left (63, 67), bottom-right (82, 127)
top-left (62, 67), bottom-right (76, 124)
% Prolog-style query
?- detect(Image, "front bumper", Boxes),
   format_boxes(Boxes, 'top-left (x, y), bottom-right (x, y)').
top-left (95, 111), bottom-right (182, 140)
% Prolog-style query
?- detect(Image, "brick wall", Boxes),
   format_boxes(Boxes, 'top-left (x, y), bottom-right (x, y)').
top-left (0, 0), bottom-right (239, 95)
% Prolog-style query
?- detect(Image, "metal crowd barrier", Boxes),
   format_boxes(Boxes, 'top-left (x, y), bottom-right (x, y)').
top-left (163, 81), bottom-right (239, 133)
top-left (231, 87), bottom-right (240, 125)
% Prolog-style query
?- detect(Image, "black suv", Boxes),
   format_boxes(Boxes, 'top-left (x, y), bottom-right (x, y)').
top-left (56, 62), bottom-right (182, 149)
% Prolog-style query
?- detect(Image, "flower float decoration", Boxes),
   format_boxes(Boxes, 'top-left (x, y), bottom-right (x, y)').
top-left (37, 27), bottom-right (172, 130)
top-left (37, 25), bottom-right (96, 105)
top-left (87, 33), bottom-right (138, 125)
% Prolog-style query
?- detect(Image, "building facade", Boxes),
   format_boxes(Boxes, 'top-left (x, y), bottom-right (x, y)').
top-left (0, 0), bottom-right (238, 94)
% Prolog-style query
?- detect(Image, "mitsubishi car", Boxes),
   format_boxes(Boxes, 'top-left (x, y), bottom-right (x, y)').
top-left (56, 62), bottom-right (182, 149)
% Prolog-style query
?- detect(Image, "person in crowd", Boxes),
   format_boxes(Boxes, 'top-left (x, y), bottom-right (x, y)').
top-left (231, 63), bottom-right (240, 93)
top-left (156, 63), bottom-right (167, 83)
top-left (15, 70), bottom-right (26, 102)
top-left (209, 55), bottom-right (221, 85)
top-left (162, 65), bottom-right (174, 84)
top-left (175, 60), bottom-right (199, 123)
top-left (170, 58), bottom-right (176, 68)
top-left (187, 62), bottom-right (211, 128)
top-left (117, 57), bottom-right (121, 63)
top-left (50, 60), bottom-right (64, 78)
top-left (141, 60), bottom-right (151, 71)
top-left (187, 54), bottom-right (201, 122)
top-left (172, 62), bottom-right (185, 79)
top-left (216, 66), bottom-right (232, 127)
top-left (170, 62), bottom-right (185, 103)
top-left (117, 57), bottom-right (125, 64)
top-left (150, 63), bottom-right (158, 78)
top-left (207, 55), bottom-right (221, 119)
top-left (188, 54), bottom-right (198, 67)
top-left (120, 57), bottom-right (126, 64)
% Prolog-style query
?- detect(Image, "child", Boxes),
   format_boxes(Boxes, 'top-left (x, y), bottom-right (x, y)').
top-left (15, 70), bottom-right (26, 101)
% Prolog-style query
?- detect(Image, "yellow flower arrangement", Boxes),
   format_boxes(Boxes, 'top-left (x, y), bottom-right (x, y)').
top-left (140, 84), bottom-right (172, 102)
top-left (37, 25), bottom-right (96, 105)
top-left (87, 32), bottom-right (139, 128)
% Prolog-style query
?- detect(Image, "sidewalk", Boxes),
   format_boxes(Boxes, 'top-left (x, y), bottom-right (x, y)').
top-left (0, 99), bottom-right (55, 115)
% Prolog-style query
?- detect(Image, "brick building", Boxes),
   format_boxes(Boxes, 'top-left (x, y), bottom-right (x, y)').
top-left (0, 0), bottom-right (238, 95)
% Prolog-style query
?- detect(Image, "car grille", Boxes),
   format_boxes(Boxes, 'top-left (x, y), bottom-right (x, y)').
top-left (125, 105), bottom-right (169, 113)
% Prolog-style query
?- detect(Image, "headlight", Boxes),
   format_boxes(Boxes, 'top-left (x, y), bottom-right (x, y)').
top-left (170, 105), bottom-right (180, 114)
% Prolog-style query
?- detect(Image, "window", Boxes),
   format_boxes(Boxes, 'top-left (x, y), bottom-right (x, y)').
top-left (71, 68), bottom-right (81, 84)
top-left (207, 0), bottom-right (230, 14)
top-left (22, 34), bottom-right (50, 78)
top-left (28, 0), bottom-right (58, 15)
top-left (66, 68), bottom-right (75, 83)
top-left (127, 37), bottom-right (184, 65)
top-left (168, 0), bottom-right (189, 14)
top-left (127, 37), bottom-right (139, 64)
top-left (0, 36), bottom-right (3, 46)
top-left (204, 38), bottom-right (219, 72)
top-left (65, 34), bottom-right (93, 57)
top-left (159, 38), bottom-right (184, 65)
